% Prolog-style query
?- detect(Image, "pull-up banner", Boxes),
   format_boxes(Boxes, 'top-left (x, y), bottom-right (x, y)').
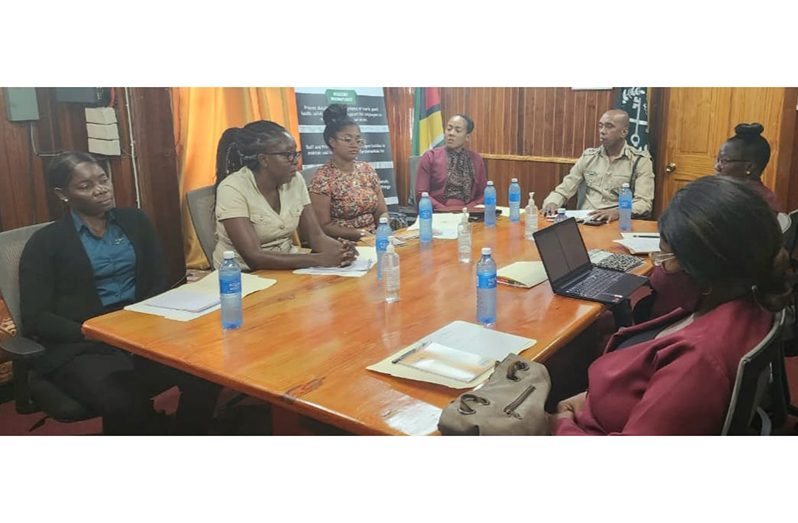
top-left (294, 87), bottom-right (399, 206)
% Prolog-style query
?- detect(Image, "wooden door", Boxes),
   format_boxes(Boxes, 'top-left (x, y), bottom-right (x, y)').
top-left (659, 87), bottom-right (786, 212)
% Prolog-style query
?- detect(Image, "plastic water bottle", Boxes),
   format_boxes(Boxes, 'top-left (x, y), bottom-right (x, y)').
top-left (383, 244), bottom-right (400, 303)
top-left (525, 192), bottom-right (538, 240)
top-left (219, 250), bottom-right (242, 330)
top-left (619, 182), bottom-right (633, 232)
top-left (418, 191), bottom-right (433, 244)
top-left (457, 207), bottom-right (471, 263)
top-left (476, 247), bottom-right (497, 327)
top-left (484, 181), bottom-right (497, 227)
top-left (555, 208), bottom-right (567, 223)
top-left (375, 216), bottom-right (391, 280)
top-left (508, 178), bottom-right (521, 223)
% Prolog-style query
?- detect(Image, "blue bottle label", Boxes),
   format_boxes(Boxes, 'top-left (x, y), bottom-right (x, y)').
top-left (419, 209), bottom-right (432, 219)
top-left (220, 277), bottom-right (241, 294)
top-left (477, 273), bottom-right (497, 289)
top-left (376, 238), bottom-right (389, 251)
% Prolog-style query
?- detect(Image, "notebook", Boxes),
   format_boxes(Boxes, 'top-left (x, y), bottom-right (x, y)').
top-left (533, 218), bottom-right (647, 304)
top-left (497, 261), bottom-right (548, 288)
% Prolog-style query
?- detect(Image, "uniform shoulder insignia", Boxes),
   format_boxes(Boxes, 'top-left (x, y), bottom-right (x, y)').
top-left (583, 147), bottom-right (601, 156)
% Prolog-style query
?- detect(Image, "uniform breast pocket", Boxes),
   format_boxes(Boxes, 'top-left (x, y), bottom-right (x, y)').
top-left (584, 171), bottom-right (601, 189)
top-left (610, 173), bottom-right (632, 195)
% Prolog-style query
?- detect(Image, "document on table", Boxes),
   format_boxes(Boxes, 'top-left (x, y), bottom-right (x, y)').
top-left (293, 246), bottom-right (376, 277)
top-left (407, 213), bottom-right (462, 239)
top-left (496, 261), bottom-right (548, 288)
top-left (125, 271), bottom-right (276, 321)
top-left (613, 237), bottom-right (661, 254)
top-left (368, 320), bottom-right (536, 389)
top-left (565, 210), bottom-right (593, 221)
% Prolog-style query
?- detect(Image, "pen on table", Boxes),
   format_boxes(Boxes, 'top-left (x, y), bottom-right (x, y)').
top-left (631, 234), bottom-right (659, 238)
top-left (392, 340), bottom-right (430, 364)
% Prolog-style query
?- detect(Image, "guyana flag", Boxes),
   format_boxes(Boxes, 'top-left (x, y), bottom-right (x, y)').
top-left (412, 87), bottom-right (444, 156)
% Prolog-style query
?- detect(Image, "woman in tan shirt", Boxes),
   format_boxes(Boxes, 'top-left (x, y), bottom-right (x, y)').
top-left (213, 120), bottom-right (356, 270)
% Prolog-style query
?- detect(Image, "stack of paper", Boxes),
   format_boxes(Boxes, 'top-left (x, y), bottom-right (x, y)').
top-left (293, 246), bottom-right (376, 278)
top-left (125, 271), bottom-right (276, 321)
top-left (497, 261), bottom-right (548, 288)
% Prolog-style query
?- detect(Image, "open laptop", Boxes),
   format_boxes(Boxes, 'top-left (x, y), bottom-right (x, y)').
top-left (532, 218), bottom-right (648, 305)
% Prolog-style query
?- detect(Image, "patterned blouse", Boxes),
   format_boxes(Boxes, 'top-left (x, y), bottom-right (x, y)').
top-left (308, 160), bottom-right (382, 232)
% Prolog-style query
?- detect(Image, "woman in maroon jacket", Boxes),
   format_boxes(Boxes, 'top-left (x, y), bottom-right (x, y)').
top-left (553, 176), bottom-right (790, 435)
top-left (414, 114), bottom-right (487, 211)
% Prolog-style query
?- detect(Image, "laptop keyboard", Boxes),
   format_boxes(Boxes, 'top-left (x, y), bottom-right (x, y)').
top-left (567, 270), bottom-right (625, 296)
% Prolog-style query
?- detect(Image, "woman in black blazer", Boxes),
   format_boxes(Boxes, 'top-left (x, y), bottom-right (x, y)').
top-left (20, 151), bottom-right (219, 434)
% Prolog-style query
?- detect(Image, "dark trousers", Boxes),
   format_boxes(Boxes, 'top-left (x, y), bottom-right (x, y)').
top-left (48, 342), bottom-right (220, 435)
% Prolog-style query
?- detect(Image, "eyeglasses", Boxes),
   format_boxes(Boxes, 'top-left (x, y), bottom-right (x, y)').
top-left (715, 157), bottom-right (746, 166)
top-left (649, 251), bottom-right (677, 267)
top-left (334, 135), bottom-right (366, 146)
top-left (264, 150), bottom-right (302, 163)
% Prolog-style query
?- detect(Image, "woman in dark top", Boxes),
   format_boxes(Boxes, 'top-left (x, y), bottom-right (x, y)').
top-left (20, 152), bottom-right (220, 434)
top-left (637, 123), bottom-right (781, 322)
top-left (714, 122), bottom-right (780, 212)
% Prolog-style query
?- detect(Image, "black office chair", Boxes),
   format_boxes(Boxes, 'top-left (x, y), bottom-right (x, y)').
top-left (721, 309), bottom-right (786, 435)
top-left (0, 223), bottom-right (97, 428)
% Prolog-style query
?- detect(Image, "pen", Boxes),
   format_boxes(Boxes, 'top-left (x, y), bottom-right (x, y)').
top-left (631, 234), bottom-right (659, 238)
top-left (391, 340), bottom-right (430, 364)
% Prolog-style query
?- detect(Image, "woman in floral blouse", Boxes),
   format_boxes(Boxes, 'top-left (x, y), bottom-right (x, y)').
top-left (309, 104), bottom-right (388, 242)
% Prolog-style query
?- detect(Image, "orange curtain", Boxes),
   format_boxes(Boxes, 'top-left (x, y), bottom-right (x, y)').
top-left (171, 87), bottom-right (301, 268)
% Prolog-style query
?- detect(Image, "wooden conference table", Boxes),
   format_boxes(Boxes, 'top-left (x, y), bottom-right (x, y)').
top-left (83, 218), bottom-right (658, 435)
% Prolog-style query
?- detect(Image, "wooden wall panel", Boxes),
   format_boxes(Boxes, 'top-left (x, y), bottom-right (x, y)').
top-left (384, 87), bottom-right (619, 208)
top-left (384, 87), bottom-right (414, 206)
top-left (0, 87), bottom-right (184, 283)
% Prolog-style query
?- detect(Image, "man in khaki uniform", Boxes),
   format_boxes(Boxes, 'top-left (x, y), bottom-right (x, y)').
top-left (542, 109), bottom-right (655, 222)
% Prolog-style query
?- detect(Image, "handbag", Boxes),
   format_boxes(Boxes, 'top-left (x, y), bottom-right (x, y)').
top-left (438, 354), bottom-right (551, 436)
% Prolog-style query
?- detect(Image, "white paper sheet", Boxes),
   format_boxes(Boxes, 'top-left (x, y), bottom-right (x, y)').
top-left (293, 246), bottom-right (376, 277)
top-left (613, 237), bottom-right (661, 254)
top-left (407, 213), bottom-right (463, 239)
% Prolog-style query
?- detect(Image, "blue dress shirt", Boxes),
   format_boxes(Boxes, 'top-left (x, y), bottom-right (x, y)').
top-left (71, 210), bottom-right (137, 307)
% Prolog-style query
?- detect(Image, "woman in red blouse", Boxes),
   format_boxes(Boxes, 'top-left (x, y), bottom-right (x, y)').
top-left (554, 176), bottom-right (791, 435)
top-left (414, 114), bottom-right (488, 211)
top-left (309, 104), bottom-right (388, 242)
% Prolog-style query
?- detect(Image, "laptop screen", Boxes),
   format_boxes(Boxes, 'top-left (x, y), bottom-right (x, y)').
top-left (534, 218), bottom-right (592, 285)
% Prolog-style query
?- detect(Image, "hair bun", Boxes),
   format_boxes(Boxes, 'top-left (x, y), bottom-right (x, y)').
top-left (734, 122), bottom-right (765, 138)
top-left (323, 104), bottom-right (348, 125)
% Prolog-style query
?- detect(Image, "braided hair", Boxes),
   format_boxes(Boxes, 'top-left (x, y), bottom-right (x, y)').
top-left (214, 120), bottom-right (289, 187)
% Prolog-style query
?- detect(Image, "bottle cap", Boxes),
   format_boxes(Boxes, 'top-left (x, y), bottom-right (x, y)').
top-left (622, 182), bottom-right (630, 188)
top-left (386, 244), bottom-right (396, 254)
top-left (421, 191), bottom-right (429, 197)
top-left (529, 192), bottom-right (535, 198)
top-left (462, 206), bottom-right (468, 214)
top-left (511, 178), bottom-right (518, 183)
top-left (379, 216), bottom-right (388, 223)
top-left (481, 247), bottom-right (491, 255)
top-left (487, 181), bottom-right (494, 186)
top-left (223, 250), bottom-right (235, 259)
